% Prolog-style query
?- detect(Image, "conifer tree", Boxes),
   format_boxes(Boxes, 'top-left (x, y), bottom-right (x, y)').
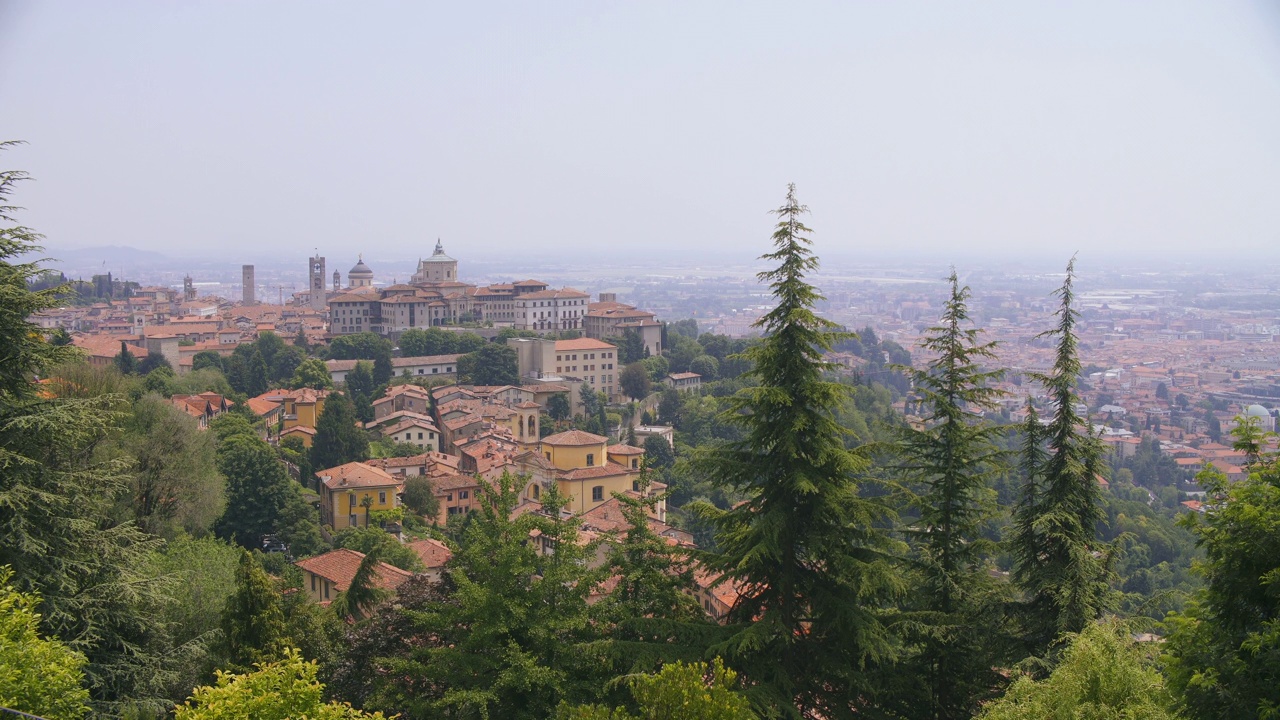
top-left (219, 551), bottom-right (289, 672)
top-left (693, 185), bottom-right (902, 718)
top-left (310, 393), bottom-right (369, 471)
top-left (1010, 259), bottom-right (1108, 652)
top-left (115, 340), bottom-right (139, 375)
top-left (892, 271), bottom-right (1006, 719)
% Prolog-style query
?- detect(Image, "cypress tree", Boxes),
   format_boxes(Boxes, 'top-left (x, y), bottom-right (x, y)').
top-left (1011, 259), bottom-right (1108, 653)
top-left (893, 271), bottom-right (1007, 719)
top-left (693, 184), bottom-right (902, 718)
top-left (219, 550), bottom-right (289, 671)
top-left (310, 393), bottom-right (369, 471)
top-left (115, 340), bottom-right (139, 375)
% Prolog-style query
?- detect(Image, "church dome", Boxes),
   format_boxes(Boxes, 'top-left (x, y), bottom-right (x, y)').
top-left (422, 239), bottom-right (456, 263)
top-left (349, 256), bottom-right (373, 278)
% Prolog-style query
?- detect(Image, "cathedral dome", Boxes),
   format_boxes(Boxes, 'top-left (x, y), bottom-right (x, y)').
top-left (349, 256), bottom-right (373, 278)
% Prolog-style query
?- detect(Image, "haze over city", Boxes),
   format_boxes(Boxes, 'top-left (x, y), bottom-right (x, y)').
top-left (3, 1), bottom-right (1280, 269)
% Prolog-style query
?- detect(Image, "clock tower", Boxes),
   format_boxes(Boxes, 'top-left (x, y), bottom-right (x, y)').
top-left (308, 254), bottom-right (327, 310)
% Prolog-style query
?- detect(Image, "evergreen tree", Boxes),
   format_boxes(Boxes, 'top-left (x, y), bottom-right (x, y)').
top-left (891, 271), bottom-right (1007, 719)
top-left (372, 350), bottom-right (393, 386)
top-left (692, 185), bottom-right (902, 718)
top-left (1011, 259), bottom-right (1109, 653)
top-left (219, 551), bottom-right (289, 671)
top-left (310, 393), bottom-right (369, 471)
top-left (246, 351), bottom-right (270, 397)
top-left (1, 147), bottom-right (173, 712)
top-left (372, 475), bottom-right (604, 718)
top-left (115, 340), bottom-right (139, 375)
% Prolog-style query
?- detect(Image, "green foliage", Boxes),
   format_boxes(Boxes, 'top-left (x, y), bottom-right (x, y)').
top-left (548, 392), bottom-right (572, 421)
top-left (692, 185), bottom-right (902, 718)
top-left (220, 551), bottom-right (289, 671)
top-left (174, 649), bottom-right (385, 719)
top-left (1011, 259), bottom-right (1110, 653)
top-left (666, 319), bottom-right (699, 340)
top-left (327, 332), bottom-right (393, 362)
top-left (1162, 458), bottom-right (1280, 719)
top-left (642, 434), bottom-right (674, 470)
top-left (369, 475), bottom-right (604, 718)
top-left (559, 659), bottom-right (756, 720)
top-left (403, 475), bottom-right (440, 519)
top-left (192, 350), bottom-right (224, 373)
top-left (458, 342), bottom-right (519, 386)
top-left (333, 526), bottom-right (424, 572)
top-left (292, 357), bottom-right (333, 390)
top-left (214, 434), bottom-right (297, 548)
top-left (0, 566), bottom-right (91, 720)
top-left (310, 393), bottom-right (370, 471)
top-left (115, 341), bottom-right (140, 375)
top-left (620, 362), bottom-right (652, 401)
top-left (332, 546), bottom-right (391, 621)
top-left (114, 393), bottom-right (226, 538)
top-left (616, 328), bottom-right (646, 365)
top-left (890, 271), bottom-right (1009, 719)
top-left (689, 354), bottom-right (719, 381)
top-left (976, 621), bottom-right (1176, 720)
top-left (400, 327), bottom-right (487, 357)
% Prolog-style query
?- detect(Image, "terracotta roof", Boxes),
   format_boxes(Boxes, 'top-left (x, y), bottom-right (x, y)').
top-left (668, 372), bottom-right (701, 380)
top-left (555, 338), bottom-right (616, 352)
top-left (245, 397), bottom-right (282, 416)
top-left (406, 538), bottom-right (453, 569)
top-left (317, 462), bottom-right (403, 490)
top-left (294, 548), bottom-right (413, 592)
top-left (542, 429), bottom-right (609, 446)
top-left (282, 425), bottom-right (316, 436)
top-left (607, 444), bottom-right (645, 456)
top-left (561, 462), bottom-right (634, 481)
top-left (431, 473), bottom-right (483, 492)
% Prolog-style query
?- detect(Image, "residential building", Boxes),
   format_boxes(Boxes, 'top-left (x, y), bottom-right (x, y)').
top-left (317, 461), bottom-right (405, 531)
top-left (294, 548), bottom-right (413, 605)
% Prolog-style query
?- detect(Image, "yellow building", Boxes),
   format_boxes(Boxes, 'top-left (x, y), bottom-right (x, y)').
top-left (537, 430), bottom-right (659, 516)
top-left (316, 461), bottom-right (404, 531)
top-left (252, 387), bottom-right (329, 431)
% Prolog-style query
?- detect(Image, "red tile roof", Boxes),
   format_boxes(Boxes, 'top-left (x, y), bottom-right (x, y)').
top-left (317, 462), bottom-right (403, 490)
top-left (542, 429), bottom-right (609, 446)
top-left (294, 548), bottom-right (413, 592)
top-left (406, 538), bottom-right (453, 569)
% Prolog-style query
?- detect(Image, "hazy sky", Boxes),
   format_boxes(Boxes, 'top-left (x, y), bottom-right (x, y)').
top-left (2, 1), bottom-right (1279, 266)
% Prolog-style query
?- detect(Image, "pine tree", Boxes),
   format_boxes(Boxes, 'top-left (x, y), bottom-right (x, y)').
top-left (219, 551), bottom-right (289, 672)
top-left (692, 185), bottom-right (902, 718)
top-left (892, 271), bottom-right (1007, 719)
top-left (1011, 259), bottom-right (1108, 653)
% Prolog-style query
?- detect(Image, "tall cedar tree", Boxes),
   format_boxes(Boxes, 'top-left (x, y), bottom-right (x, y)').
top-left (310, 393), bottom-right (370, 471)
top-left (0, 144), bottom-right (176, 712)
top-left (1010, 258), bottom-right (1108, 653)
top-left (891, 271), bottom-right (1007, 720)
top-left (692, 185), bottom-right (902, 719)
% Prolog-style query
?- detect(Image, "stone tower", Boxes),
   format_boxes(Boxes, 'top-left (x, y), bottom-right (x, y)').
top-left (333, 270), bottom-right (341, 291)
top-left (309, 255), bottom-right (326, 310)
top-left (183, 275), bottom-right (195, 302)
top-left (242, 265), bottom-right (255, 305)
